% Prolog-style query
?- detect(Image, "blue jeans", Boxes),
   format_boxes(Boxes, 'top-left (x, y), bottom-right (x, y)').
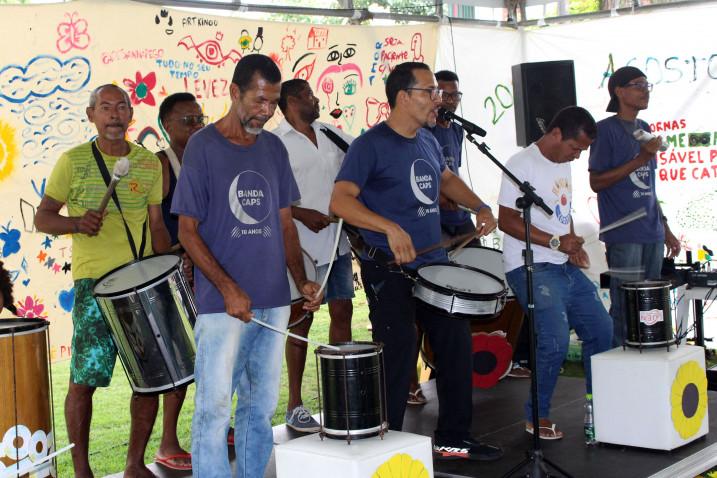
top-left (316, 253), bottom-right (355, 302)
top-left (605, 242), bottom-right (664, 347)
top-left (506, 262), bottom-right (613, 420)
top-left (191, 307), bottom-right (290, 478)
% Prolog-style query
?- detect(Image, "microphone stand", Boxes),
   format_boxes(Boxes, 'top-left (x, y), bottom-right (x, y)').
top-left (462, 132), bottom-right (572, 478)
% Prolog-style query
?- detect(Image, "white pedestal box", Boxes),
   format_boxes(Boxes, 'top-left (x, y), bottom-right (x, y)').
top-left (275, 431), bottom-right (434, 478)
top-left (592, 345), bottom-right (709, 450)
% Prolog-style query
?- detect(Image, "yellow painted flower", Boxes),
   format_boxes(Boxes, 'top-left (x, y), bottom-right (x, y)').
top-left (670, 360), bottom-right (708, 439)
top-left (0, 120), bottom-right (18, 182)
top-left (372, 453), bottom-right (429, 478)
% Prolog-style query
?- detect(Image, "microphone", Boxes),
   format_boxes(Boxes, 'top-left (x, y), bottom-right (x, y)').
top-left (632, 129), bottom-right (668, 152)
top-left (97, 157), bottom-right (130, 212)
top-left (437, 108), bottom-right (486, 137)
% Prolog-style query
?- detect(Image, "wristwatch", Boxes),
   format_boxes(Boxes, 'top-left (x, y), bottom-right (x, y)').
top-left (549, 235), bottom-right (561, 251)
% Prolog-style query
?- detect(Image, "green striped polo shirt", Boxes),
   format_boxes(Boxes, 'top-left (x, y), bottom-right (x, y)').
top-left (45, 141), bottom-right (162, 280)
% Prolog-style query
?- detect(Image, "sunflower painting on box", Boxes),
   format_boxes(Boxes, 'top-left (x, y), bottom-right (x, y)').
top-left (670, 360), bottom-right (708, 440)
top-left (372, 453), bottom-right (430, 478)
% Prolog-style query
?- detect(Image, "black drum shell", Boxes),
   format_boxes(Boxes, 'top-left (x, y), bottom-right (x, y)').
top-left (622, 280), bottom-right (674, 348)
top-left (316, 342), bottom-right (385, 439)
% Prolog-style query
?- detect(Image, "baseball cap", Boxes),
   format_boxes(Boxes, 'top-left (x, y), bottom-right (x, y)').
top-left (606, 66), bottom-right (646, 112)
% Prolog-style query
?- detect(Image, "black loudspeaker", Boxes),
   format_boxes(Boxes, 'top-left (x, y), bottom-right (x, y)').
top-left (512, 60), bottom-right (576, 147)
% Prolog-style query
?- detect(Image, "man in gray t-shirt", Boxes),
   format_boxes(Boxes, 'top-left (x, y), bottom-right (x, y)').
top-left (588, 66), bottom-right (681, 347)
top-left (172, 54), bottom-right (322, 478)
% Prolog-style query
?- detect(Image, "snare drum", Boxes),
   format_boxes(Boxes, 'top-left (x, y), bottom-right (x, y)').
top-left (413, 263), bottom-right (507, 319)
top-left (622, 280), bottom-right (675, 348)
top-left (450, 246), bottom-right (514, 297)
top-left (315, 342), bottom-right (387, 441)
top-left (287, 249), bottom-right (318, 304)
top-left (94, 254), bottom-right (197, 394)
top-left (0, 319), bottom-right (55, 477)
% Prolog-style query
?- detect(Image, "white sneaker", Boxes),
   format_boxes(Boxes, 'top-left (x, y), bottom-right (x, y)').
top-left (285, 405), bottom-right (321, 433)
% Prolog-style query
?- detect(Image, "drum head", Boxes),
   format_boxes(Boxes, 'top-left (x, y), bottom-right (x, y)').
top-left (450, 246), bottom-right (514, 297)
top-left (316, 341), bottom-right (381, 357)
top-left (94, 255), bottom-right (180, 296)
top-left (451, 246), bottom-right (504, 277)
top-left (621, 280), bottom-right (672, 291)
top-left (0, 318), bottom-right (49, 335)
top-left (417, 264), bottom-right (504, 296)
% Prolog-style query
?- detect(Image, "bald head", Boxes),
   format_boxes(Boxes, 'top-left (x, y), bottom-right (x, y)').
top-left (89, 84), bottom-right (131, 109)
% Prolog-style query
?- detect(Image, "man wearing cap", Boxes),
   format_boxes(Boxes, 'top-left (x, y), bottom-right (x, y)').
top-left (588, 66), bottom-right (681, 347)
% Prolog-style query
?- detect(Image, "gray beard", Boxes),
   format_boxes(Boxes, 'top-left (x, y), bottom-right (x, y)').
top-left (244, 126), bottom-right (264, 135)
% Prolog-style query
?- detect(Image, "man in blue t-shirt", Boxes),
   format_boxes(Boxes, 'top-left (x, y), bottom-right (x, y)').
top-left (427, 70), bottom-right (477, 238)
top-left (331, 61), bottom-right (503, 462)
top-left (588, 66), bottom-right (681, 347)
top-left (171, 54), bottom-right (322, 478)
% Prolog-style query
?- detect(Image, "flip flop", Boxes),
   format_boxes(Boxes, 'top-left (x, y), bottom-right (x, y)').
top-left (154, 453), bottom-right (192, 471)
top-left (525, 422), bottom-right (564, 440)
top-left (407, 389), bottom-right (427, 405)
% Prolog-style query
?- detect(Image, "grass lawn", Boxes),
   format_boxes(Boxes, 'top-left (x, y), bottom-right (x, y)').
top-left (52, 291), bottom-right (373, 477)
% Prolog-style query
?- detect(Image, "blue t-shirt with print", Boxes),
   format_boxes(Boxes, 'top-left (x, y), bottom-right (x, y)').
top-left (588, 115), bottom-right (664, 245)
top-left (336, 122), bottom-right (447, 269)
top-left (427, 123), bottom-right (471, 227)
top-left (171, 124), bottom-right (300, 314)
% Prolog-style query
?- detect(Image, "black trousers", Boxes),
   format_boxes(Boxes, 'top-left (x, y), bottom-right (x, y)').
top-left (361, 260), bottom-right (473, 443)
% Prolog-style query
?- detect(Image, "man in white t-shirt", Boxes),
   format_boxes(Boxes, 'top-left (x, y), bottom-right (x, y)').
top-left (498, 106), bottom-right (612, 441)
top-left (275, 79), bottom-right (355, 432)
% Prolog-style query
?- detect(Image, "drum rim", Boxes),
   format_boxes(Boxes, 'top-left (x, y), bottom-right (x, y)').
top-left (415, 262), bottom-right (507, 300)
top-left (449, 244), bottom-right (503, 255)
top-left (315, 340), bottom-right (383, 357)
top-left (93, 253), bottom-right (181, 297)
top-left (0, 318), bottom-right (50, 334)
top-left (621, 280), bottom-right (672, 291)
top-left (415, 296), bottom-right (501, 320)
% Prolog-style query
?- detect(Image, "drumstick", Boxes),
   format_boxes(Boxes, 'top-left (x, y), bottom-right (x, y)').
top-left (458, 204), bottom-right (482, 215)
top-left (447, 233), bottom-right (479, 261)
top-left (13, 443), bottom-right (75, 476)
top-left (290, 218), bottom-right (346, 328)
top-left (599, 207), bottom-right (647, 234)
top-left (97, 157), bottom-right (130, 212)
top-left (314, 217), bottom-right (344, 299)
top-left (389, 231), bottom-right (477, 264)
top-left (251, 317), bottom-right (340, 351)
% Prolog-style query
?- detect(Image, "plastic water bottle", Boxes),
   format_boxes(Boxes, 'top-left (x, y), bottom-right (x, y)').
top-left (584, 394), bottom-right (596, 446)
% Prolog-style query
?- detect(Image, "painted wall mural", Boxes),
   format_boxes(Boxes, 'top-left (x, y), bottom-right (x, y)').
top-left (0, 0), bottom-right (438, 361)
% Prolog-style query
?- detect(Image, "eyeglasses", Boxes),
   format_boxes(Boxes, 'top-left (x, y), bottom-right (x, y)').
top-left (406, 87), bottom-right (443, 100)
top-left (442, 91), bottom-right (463, 102)
top-left (179, 115), bottom-right (208, 126)
top-left (623, 81), bottom-right (653, 92)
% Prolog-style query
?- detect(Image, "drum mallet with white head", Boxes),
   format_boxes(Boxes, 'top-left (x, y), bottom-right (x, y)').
top-left (97, 157), bottom-right (130, 212)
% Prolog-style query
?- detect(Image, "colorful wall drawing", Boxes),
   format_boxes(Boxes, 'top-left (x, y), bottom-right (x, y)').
top-left (0, 0), bottom-right (437, 360)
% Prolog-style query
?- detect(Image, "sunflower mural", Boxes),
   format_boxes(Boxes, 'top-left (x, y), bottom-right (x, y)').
top-left (670, 360), bottom-right (708, 439)
top-left (372, 453), bottom-right (429, 478)
top-left (0, 120), bottom-right (18, 182)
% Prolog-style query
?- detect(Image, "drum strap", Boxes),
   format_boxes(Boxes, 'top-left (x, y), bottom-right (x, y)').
top-left (320, 127), bottom-right (350, 153)
top-left (342, 223), bottom-right (392, 266)
top-left (91, 142), bottom-right (147, 260)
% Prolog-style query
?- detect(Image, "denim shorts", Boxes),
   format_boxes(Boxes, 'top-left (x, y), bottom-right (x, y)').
top-left (316, 253), bottom-right (355, 302)
top-left (70, 278), bottom-right (117, 387)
